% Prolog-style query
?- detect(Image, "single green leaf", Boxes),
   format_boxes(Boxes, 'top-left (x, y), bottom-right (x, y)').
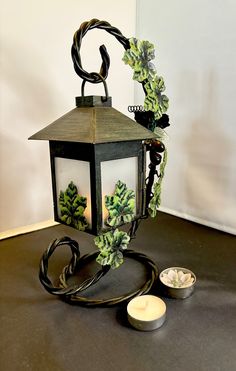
top-left (58, 181), bottom-right (88, 231)
top-left (95, 229), bottom-right (130, 269)
top-left (105, 181), bottom-right (135, 227)
top-left (122, 38), bottom-right (156, 82)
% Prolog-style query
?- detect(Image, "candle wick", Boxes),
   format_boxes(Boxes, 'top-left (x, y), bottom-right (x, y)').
top-left (134, 301), bottom-right (149, 311)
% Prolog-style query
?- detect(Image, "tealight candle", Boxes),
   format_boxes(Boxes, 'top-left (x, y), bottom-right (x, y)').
top-left (127, 295), bottom-right (166, 331)
top-left (159, 267), bottom-right (196, 299)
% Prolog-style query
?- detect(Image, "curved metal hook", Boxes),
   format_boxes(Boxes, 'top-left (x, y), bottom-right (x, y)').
top-left (71, 18), bottom-right (130, 84)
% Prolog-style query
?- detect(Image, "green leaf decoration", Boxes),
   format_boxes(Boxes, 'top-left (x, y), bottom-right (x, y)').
top-left (149, 182), bottom-right (161, 218)
top-left (59, 181), bottom-right (88, 231)
top-left (122, 37), bottom-right (169, 121)
top-left (95, 229), bottom-right (130, 269)
top-left (144, 76), bottom-right (169, 120)
top-left (149, 150), bottom-right (168, 218)
top-left (122, 38), bottom-right (156, 82)
top-left (105, 180), bottom-right (135, 227)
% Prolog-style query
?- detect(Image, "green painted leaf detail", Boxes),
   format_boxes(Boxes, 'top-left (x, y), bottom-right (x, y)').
top-left (95, 229), bottom-right (130, 269)
top-left (105, 180), bottom-right (135, 227)
top-left (59, 181), bottom-right (88, 231)
top-left (149, 150), bottom-right (168, 218)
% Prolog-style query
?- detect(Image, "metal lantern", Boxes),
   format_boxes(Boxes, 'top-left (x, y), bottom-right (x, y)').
top-left (31, 19), bottom-right (170, 307)
top-left (29, 94), bottom-right (156, 236)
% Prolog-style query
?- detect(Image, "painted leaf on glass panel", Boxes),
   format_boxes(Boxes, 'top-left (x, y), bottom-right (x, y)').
top-left (105, 180), bottom-right (135, 227)
top-left (59, 181), bottom-right (88, 231)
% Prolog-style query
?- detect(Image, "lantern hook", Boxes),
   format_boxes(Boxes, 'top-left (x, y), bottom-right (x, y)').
top-left (71, 18), bottom-right (130, 85)
top-left (81, 72), bottom-right (109, 102)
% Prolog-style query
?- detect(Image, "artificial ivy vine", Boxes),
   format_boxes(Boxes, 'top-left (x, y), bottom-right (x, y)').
top-left (122, 38), bottom-right (169, 120)
top-left (59, 181), bottom-right (88, 231)
top-left (123, 37), bottom-right (169, 218)
top-left (95, 38), bottom-right (170, 269)
top-left (148, 150), bottom-right (168, 217)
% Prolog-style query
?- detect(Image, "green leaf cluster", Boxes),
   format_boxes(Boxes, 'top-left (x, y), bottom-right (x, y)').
top-left (122, 37), bottom-right (169, 121)
top-left (122, 38), bottom-right (156, 82)
top-left (59, 181), bottom-right (88, 231)
top-left (149, 150), bottom-right (168, 218)
top-left (144, 76), bottom-right (169, 120)
top-left (105, 180), bottom-right (135, 227)
top-left (94, 229), bottom-right (130, 269)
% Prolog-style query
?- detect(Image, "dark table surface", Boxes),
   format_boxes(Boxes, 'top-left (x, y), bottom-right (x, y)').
top-left (0, 212), bottom-right (236, 371)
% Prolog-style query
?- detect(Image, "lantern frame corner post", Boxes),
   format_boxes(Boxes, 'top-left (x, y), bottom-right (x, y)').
top-left (49, 141), bottom-right (59, 223)
top-left (89, 148), bottom-right (103, 235)
top-left (139, 141), bottom-right (147, 217)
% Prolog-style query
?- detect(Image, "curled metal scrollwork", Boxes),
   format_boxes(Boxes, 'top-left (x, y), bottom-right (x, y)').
top-left (39, 236), bottom-right (158, 306)
top-left (71, 18), bottom-right (130, 84)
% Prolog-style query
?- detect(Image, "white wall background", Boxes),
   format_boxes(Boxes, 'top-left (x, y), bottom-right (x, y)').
top-left (1, 0), bottom-right (236, 235)
top-left (0, 0), bottom-right (136, 232)
top-left (136, 0), bottom-right (236, 234)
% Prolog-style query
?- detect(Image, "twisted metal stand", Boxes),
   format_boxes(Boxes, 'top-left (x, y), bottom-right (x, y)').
top-left (39, 227), bottom-right (158, 307)
top-left (39, 237), bottom-right (110, 297)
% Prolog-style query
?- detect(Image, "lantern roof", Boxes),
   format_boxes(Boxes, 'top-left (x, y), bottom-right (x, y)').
top-left (29, 97), bottom-right (156, 144)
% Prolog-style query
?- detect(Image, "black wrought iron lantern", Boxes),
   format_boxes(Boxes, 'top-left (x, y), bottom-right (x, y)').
top-left (30, 19), bottom-right (169, 307)
top-left (29, 93), bottom-right (156, 236)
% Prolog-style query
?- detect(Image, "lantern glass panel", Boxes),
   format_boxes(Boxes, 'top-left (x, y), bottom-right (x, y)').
top-left (101, 156), bottom-right (138, 226)
top-left (54, 157), bottom-right (92, 228)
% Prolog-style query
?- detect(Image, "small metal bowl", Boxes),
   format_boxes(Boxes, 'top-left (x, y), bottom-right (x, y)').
top-left (159, 267), bottom-right (196, 299)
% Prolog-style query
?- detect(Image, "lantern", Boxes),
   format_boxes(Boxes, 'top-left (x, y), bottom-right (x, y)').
top-left (29, 93), bottom-right (156, 236)
top-left (30, 19), bottom-right (169, 307)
